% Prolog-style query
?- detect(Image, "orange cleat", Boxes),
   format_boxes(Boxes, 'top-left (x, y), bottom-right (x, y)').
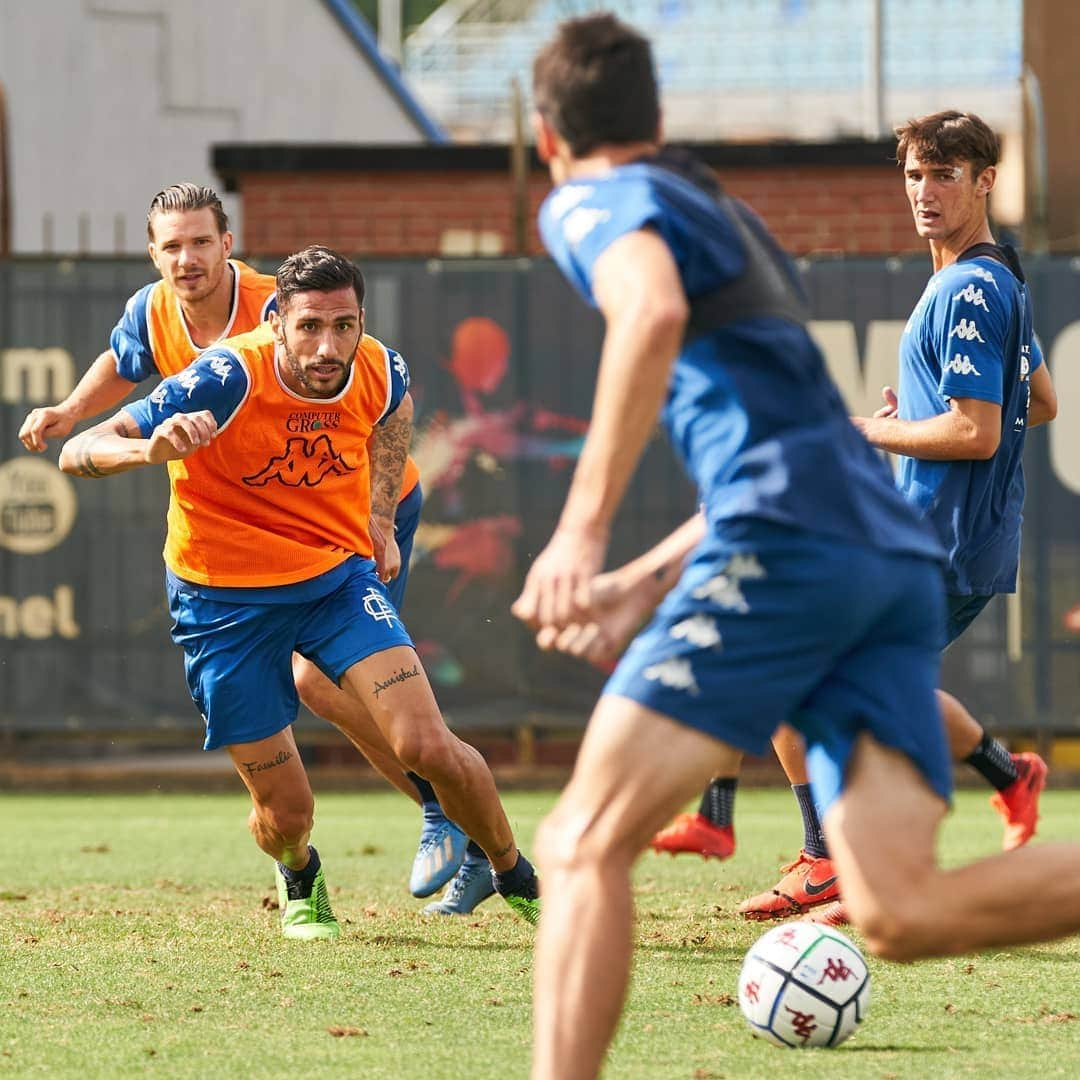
top-left (649, 813), bottom-right (735, 860)
top-left (801, 900), bottom-right (849, 927)
top-left (738, 850), bottom-right (840, 920)
top-left (990, 752), bottom-right (1048, 851)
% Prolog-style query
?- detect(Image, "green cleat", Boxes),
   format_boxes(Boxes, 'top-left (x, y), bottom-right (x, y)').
top-left (275, 858), bottom-right (340, 941)
top-left (501, 891), bottom-right (540, 925)
top-left (492, 854), bottom-right (540, 925)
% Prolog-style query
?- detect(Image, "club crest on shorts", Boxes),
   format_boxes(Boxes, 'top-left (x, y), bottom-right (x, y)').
top-left (362, 586), bottom-right (400, 624)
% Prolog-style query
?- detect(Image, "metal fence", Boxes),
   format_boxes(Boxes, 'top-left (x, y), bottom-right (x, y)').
top-left (1, 254), bottom-right (1078, 742)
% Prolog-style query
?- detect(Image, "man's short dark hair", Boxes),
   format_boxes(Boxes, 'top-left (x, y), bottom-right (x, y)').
top-left (147, 183), bottom-right (229, 240)
top-left (895, 111), bottom-right (1001, 177)
top-left (533, 13), bottom-right (659, 158)
top-left (275, 246), bottom-right (365, 311)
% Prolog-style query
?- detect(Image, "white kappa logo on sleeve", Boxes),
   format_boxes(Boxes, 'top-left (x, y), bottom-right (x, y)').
top-left (952, 284), bottom-right (990, 311)
top-left (948, 318), bottom-right (985, 343)
top-left (944, 353), bottom-right (982, 377)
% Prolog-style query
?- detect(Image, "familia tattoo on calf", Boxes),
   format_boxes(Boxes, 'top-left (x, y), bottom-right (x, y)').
top-left (241, 750), bottom-right (294, 776)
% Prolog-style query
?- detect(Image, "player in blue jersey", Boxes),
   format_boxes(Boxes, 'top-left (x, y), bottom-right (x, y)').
top-left (656, 112), bottom-right (1057, 927)
top-left (19, 184), bottom-right (471, 904)
top-left (787, 110), bottom-right (1060, 927)
top-left (514, 18), bottom-right (1080, 1079)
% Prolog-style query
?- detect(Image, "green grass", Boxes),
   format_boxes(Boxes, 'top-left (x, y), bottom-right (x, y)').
top-left (3, 788), bottom-right (1080, 1078)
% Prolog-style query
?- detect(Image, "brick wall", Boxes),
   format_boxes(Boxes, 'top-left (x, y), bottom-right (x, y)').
top-left (216, 142), bottom-right (923, 258)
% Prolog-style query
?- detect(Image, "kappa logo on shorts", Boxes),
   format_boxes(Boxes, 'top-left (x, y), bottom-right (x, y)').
top-left (669, 614), bottom-right (722, 649)
top-left (642, 658), bottom-right (700, 696)
top-left (691, 552), bottom-right (766, 614)
top-left (362, 587), bottom-right (400, 625)
top-left (242, 435), bottom-right (356, 487)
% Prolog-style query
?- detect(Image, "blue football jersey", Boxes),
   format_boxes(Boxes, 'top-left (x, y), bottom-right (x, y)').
top-left (897, 249), bottom-right (1040, 594)
top-left (539, 159), bottom-right (942, 562)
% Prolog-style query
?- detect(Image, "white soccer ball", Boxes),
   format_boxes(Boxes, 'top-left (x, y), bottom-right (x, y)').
top-left (737, 921), bottom-right (870, 1048)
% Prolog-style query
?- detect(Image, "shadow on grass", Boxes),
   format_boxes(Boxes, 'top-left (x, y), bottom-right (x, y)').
top-left (842, 1043), bottom-right (973, 1053)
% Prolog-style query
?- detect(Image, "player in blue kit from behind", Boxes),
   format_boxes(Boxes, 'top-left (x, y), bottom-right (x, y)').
top-left (512, 17), bottom-right (1080, 1080)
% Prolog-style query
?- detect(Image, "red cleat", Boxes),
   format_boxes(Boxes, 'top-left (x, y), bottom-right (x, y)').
top-left (801, 900), bottom-right (849, 927)
top-left (990, 752), bottom-right (1048, 851)
top-left (649, 813), bottom-right (735, 860)
top-left (738, 850), bottom-right (840, 920)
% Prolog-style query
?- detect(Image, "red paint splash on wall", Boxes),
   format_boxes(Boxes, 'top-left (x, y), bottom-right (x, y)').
top-left (445, 317), bottom-right (510, 402)
top-left (431, 515), bottom-right (523, 601)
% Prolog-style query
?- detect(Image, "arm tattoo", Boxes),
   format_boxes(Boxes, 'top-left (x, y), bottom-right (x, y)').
top-left (72, 435), bottom-right (111, 478)
top-left (369, 409), bottom-right (410, 520)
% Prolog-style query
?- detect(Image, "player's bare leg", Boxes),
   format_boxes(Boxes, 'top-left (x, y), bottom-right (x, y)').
top-left (339, 645), bottom-right (537, 920)
top-left (294, 654), bottom-right (470, 897)
top-left (292, 655), bottom-right (419, 802)
top-left (228, 727), bottom-right (315, 868)
top-left (938, 688), bottom-right (983, 757)
top-left (824, 732), bottom-right (1080, 961)
top-left (939, 688), bottom-right (1047, 849)
top-left (740, 726), bottom-right (838, 919)
top-left (228, 727), bottom-right (339, 939)
top-left (531, 695), bottom-right (742, 1080)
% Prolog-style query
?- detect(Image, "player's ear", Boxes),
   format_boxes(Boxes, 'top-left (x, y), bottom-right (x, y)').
top-left (221, 230), bottom-right (234, 258)
top-left (358, 307), bottom-right (365, 339)
top-left (148, 241), bottom-right (160, 270)
top-left (268, 309), bottom-right (281, 336)
top-left (975, 165), bottom-right (996, 197)
top-left (532, 111), bottom-right (555, 163)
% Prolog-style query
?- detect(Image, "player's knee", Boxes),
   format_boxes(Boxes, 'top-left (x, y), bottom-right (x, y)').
top-left (390, 721), bottom-right (458, 779)
top-left (255, 794), bottom-right (315, 846)
top-left (534, 798), bottom-right (629, 878)
top-left (850, 888), bottom-right (936, 963)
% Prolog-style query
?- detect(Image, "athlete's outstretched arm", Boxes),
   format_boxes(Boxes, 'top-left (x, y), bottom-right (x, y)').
top-left (535, 512), bottom-right (707, 665)
top-left (368, 391), bottom-right (413, 582)
top-left (852, 395), bottom-right (1002, 461)
top-left (513, 229), bottom-right (688, 631)
top-left (19, 349), bottom-right (139, 452)
top-left (59, 409), bottom-right (217, 477)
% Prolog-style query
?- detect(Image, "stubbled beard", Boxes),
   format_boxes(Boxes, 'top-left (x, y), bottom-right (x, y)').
top-left (280, 333), bottom-right (352, 397)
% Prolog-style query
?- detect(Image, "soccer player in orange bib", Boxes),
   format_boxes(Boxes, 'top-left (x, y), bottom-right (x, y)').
top-left (21, 186), bottom-right (475, 904)
top-left (58, 246), bottom-right (539, 936)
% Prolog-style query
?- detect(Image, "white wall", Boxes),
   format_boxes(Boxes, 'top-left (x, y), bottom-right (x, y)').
top-left (0, 0), bottom-right (431, 254)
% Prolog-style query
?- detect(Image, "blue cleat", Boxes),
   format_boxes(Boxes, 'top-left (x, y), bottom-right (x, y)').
top-left (422, 851), bottom-right (496, 916)
top-left (410, 811), bottom-right (468, 897)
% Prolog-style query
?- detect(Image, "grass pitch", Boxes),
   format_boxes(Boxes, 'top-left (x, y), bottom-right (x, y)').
top-left (3, 787), bottom-right (1080, 1078)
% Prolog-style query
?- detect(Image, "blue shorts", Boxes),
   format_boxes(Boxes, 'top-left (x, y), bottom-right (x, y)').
top-left (389, 481), bottom-right (423, 613)
top-left (605, 521), bottom-right (951, 813)
top-left (168, 556), bottom-right (414, 750)
top-left (944, 592), bottom-right (992, 646)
